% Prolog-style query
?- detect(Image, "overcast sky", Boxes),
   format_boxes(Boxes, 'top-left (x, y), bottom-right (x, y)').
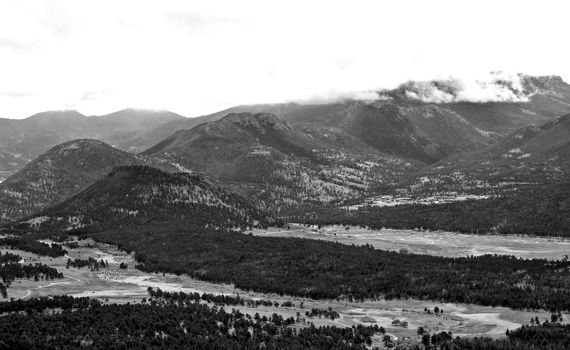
top-left (1, 0), bottom-right (569, 119)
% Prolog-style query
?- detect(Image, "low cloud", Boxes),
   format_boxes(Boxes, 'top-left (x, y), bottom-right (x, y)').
top-left (291, 89), bottom-right (383, 105)
top-left (339, 90), bottom-right (380, 102)
top-left (384, 72), bottom-right (536, 103)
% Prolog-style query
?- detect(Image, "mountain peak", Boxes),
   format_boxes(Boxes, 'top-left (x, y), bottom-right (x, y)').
top-left (26, 110), bottom-right (86, 121)
top-left (0, 139), bottom-right (142, 221)
top-left (519, 75), bottom-right (570, 96)
top-left (101, 108), bottom-right (186, 120)
top-left (53, 138), bottom-right (109, 149)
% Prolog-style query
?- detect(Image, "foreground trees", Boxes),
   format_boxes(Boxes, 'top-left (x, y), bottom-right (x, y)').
top-left (0, 294), bottom-right (381, 350)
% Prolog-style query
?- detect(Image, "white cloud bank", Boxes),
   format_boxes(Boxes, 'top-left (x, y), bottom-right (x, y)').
top-left (390, 72), bottom-right (536, 104)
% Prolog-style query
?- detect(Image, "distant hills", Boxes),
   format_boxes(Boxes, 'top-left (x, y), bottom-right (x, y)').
top-left (457, 112), bottom-right (570, 165)
top-left (10, 165), bottom-right (269, 233)
top-left (0, 74), bottom-right (569, 221)
top-left (385, 113), bottom-right (570, 199)
top-left (0, 139), bottom-right (144, 221)
top-left (0, 108), bottom-right (184, 176)
top-left (143, 112), bottom-right (417, 213)
top-left (172, 75), bottom-right (570, 163)
top-left (383, 74), bottom-right (570, 132)
top-left (162, 101), bottom-right (494, 163)
top-left (1, 74), bottom-right (568, 179)
top-left (282, 101), bottom-right (492, 162)
top-left (144, 112), bottom-right (325, 182)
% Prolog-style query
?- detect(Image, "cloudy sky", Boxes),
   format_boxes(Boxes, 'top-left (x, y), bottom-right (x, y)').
top-left (1, 0), bottom-right (569, 119)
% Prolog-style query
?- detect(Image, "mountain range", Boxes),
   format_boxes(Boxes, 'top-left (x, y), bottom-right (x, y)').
top-left (143, 112), bottom-right (418, 213)
top-left (0, 74), bottom-right (569, 222)
top-left (0, 108), bottom-right (184, 178)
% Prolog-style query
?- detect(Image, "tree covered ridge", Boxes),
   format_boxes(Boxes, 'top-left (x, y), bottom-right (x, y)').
top-left (7, 165), bottom-right (274, 233)
top-left (294, 178), bottom-right (570, 237)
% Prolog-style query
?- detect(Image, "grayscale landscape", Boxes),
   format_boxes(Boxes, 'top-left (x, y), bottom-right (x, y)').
top-left (1, 1), bottom-right (569, 349)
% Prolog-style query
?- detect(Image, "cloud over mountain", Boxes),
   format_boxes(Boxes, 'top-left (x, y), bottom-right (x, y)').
top-left (383, 72), bottom-right (536, 104)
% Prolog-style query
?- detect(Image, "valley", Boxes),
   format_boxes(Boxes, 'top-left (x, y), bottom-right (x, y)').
top-left (3, 1), bottom-right (570, 347)
top-left (0, 74), bottom-right (569, 349)
top-left (252, 225), bottom-right (570, 260)
top-left (1, 238), bottom-right (556, 343)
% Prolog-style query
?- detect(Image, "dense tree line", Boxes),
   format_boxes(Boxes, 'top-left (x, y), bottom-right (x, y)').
top-left (66, 257), bottom-right (107, 270)
top-left (0, 252), bottom-right (23, 298)
top-left (1, 262), bottom-right (63, 285)
top-left (1, 262), bottom-right (63, 298)
top-left (147, 287), bottom-right (343, 323)
top-left (147, 287), bottom-right (278, 308)
top-left (293, 179), bottom-right (570, 237)
top-left (0, 294), bottom-right (382, 350)
top-left (0, 295), bottom-right (98, 314)
top-left (77, 224), bottom-right (570, 311)
top-left (431, 321), bottom-right (570, 350)
top-left (305, 307), bottom-right (340, 320)
top-left (0, 251), bottom-right (20, 264)
top-left (0, 237), bottom-right (67, 257)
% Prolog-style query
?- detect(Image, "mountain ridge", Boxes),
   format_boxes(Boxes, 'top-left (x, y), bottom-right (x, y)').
top-left (0, 139), bottom-right (144, 222)
top-left (0, 108), bottom-right (186, 176)
top-left (8, 165), bottom-right (271, 233)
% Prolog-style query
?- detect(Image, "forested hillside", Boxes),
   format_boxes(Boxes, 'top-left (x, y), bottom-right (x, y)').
top-left (0, 139), bottom-right (143, 221)
top-left (8, 165), bottom-right (271, 233)
top-left (297, 177), bottom-right (570, 237)
top-left (144, 112), bottom-right (417, 213)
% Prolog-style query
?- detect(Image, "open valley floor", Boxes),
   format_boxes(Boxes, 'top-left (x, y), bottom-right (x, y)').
top-left (252, 224), bottom-right (570, 260)
top-left (1, 236), bottom-right (562, 347)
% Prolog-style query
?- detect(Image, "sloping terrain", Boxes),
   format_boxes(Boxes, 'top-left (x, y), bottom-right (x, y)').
top-left (9, 165), bottom-right (270, 233)
top-left (174, 101), bottom-right (493, 163)
top-left (395, 113), bottom-right (570, 198)
top-left (0, 108), bottom-right (184, 175)
top-left (302, 175), bottom-right (570, 237)
top-left (286, 101), bottom-right (492, 163)
top-left (145, 112), bottom-right (325, 181)
top-left (143, 112), bottom-right (417, 213)
top-left (442, 75), bottom-right (570, 132)
top-left (172, 76), bottom-right (570, 164)
top-left (123, 104), bottom-right (305, 152)
top-left (0, 139), bottom-right (144, 221)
